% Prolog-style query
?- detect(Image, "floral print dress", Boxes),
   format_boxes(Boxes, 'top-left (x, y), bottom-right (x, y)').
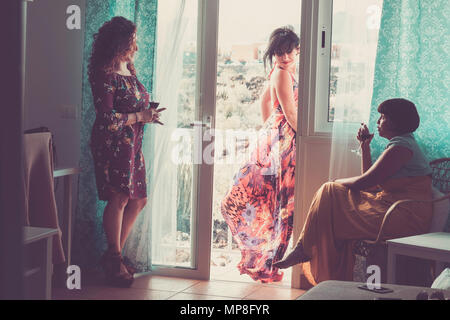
top-left (90, 72), bottom-right (150, 201)
top-left (221, 67), bottom-right (298, 283)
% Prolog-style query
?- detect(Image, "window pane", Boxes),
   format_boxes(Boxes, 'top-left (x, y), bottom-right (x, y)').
top-left (328, 0), bottom-right (383, 123)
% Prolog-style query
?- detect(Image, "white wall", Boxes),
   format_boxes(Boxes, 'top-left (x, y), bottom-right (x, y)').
top-left (24, 0), bottom-right (85, 164)
top-left (24, 0), bottom-right (86, 239)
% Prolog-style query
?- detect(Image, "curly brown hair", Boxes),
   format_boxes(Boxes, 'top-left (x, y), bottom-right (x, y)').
top-left (88, 16), bottom-right (137, 84)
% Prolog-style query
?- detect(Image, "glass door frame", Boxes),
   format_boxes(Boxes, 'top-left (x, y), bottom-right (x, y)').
top-left (149, 0), bottom-right (219, 280)
top-left (151, 0), bottom-right (327, 288)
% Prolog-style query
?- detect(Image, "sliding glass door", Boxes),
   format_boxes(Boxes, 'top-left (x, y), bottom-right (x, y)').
top-left (151, 0), bottom-right (303, 284)
top-left (149, 0), bottom-right (218, 279)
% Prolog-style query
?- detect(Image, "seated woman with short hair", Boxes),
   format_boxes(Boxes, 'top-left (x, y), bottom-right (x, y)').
top-left (274, 98), bottom-right (433, 285)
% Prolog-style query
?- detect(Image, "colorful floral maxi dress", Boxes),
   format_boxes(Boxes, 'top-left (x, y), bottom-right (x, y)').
top-left (90, 72), bottom-right (150, 201)
top-left (221, 68), bottom-right (298, 282)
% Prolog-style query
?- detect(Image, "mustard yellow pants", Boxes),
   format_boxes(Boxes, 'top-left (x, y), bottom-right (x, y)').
top-left (298, 176), bottom-right (433, 284)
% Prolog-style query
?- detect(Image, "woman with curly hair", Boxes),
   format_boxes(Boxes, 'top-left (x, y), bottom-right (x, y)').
top-left (88, 16), bottom-right (164, 287)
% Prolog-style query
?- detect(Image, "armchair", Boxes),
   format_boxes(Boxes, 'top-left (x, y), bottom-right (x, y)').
top-left (353, 158), bottom-right (450, 284)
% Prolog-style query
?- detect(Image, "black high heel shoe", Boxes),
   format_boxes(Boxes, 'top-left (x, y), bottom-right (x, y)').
top-left (100, 251), bottom-right (134, 288)
top-left (121, 256), bottom-right (138, 276)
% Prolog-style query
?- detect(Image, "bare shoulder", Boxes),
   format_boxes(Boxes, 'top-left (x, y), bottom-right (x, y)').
top-left (271, 68), bottom-right (292, 87)
top-left (271, 67), bottom-right (291, 80)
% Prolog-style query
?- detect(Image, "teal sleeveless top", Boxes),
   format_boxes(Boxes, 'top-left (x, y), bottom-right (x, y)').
top-left (385, 133), bottom-right (432, 179)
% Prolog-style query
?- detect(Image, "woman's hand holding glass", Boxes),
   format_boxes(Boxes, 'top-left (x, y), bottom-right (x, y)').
top-left (357, 123), bottom-right (374, 148)
top-left (151, 107), bottom-right (166, 125)
top-left (140, 107), bottom-right (166, 125)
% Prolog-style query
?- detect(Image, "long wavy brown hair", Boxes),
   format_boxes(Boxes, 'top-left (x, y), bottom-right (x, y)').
top-left (88, 16), bottom-right (137, 84)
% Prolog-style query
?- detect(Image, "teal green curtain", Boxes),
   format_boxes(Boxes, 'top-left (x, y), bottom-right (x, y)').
top-left (73, 0), bottom-right (157, 271)
top-left (368, 0), bottom-right (450, 161)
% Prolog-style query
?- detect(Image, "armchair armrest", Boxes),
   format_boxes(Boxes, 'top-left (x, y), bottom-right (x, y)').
top-left (374, 193), bottom-right (450, 244)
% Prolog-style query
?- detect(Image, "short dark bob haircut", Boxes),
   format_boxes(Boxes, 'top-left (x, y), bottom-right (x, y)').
top-left (377, 98), bottom-right (420, 134)
top-left (263, 25), bottom-right (300, 71)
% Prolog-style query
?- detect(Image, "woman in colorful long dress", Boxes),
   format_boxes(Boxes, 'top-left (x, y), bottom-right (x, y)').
top-left (274, 98), bottom-right (433, 286)
top-left (88, 17), bottom-right (164, 287)
top-left (221, 26), bottom-right (300, 283)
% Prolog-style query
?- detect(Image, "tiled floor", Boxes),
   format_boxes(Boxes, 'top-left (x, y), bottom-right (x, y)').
top-left (53, 273), bottom-right (306, 300)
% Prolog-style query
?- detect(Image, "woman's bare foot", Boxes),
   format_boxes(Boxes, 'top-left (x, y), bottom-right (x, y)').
top-left (273, 243), bottom-right (310, 269)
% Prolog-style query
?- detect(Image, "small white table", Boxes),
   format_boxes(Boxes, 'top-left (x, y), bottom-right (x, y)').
top-left (24, 226), bottom-right (59, 299)
top-left (387, 232), bottom-right (450, 284)
top-left (53, 166), bottom-right (80, 267)
top-left (53, 166), bottom-right (80, 287)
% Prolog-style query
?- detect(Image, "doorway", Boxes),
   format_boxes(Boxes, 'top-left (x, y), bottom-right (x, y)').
top-left (150, 0), bottom-right (301, 286)
top-left (210, 0), bottom-right (302, 286)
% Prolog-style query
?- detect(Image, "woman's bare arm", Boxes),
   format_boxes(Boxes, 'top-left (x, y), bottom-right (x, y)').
top-left (361, 144), bottom-right (373, 174)
top-left (260, 84), bottom-right (272, 123)
top-left (273, 69), bottom-right (297, 131)
top-left (335, 145), bottom-right (413, 190)
top-left (116, 109), bottom-right (152, 125)
top-left (357, 123), bottom-right (374, 173)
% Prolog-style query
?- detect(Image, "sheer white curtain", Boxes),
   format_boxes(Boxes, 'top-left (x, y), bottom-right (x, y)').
top-left (328, 0), bottom-right (382, 180)
top-left (123, 0), bottom-right (189, 268)
top-left (149, 0), bottom-right (189, 265)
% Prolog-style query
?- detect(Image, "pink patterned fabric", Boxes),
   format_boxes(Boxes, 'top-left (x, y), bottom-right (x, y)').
top-left (221, 67), bottom-right (298, 283)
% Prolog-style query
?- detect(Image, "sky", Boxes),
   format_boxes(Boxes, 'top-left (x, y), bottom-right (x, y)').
top-left (218, 0), bottom-right (301, 45)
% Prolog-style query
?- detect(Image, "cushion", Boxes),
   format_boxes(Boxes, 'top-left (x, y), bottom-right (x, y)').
top-left (429, 187), bottom-right (450, 232)
top-left (431, 268), bottom-right (450, 290)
